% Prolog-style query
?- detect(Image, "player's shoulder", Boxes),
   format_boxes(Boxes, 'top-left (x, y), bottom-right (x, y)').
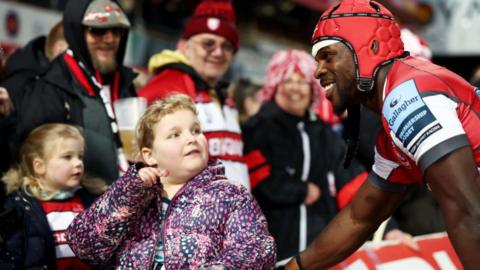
top-left (382, 79), bottom-right (425, 128)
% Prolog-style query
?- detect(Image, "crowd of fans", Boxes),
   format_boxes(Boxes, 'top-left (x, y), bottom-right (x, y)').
top-left (2, 0), bottom-right (475, 269)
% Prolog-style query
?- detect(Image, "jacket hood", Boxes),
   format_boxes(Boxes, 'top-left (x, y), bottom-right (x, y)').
top-left (147, 49), bottom-right (190, 75)
top-left (144, 49), bottom-right (211, 92)
top-left (4, 36), bottom-right (49, 78)
top-left (63, 0), bottom-right (129, 74)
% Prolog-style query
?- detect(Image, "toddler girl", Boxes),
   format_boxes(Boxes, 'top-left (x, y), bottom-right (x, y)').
top-left (1, 123), bottom-right (105, 269)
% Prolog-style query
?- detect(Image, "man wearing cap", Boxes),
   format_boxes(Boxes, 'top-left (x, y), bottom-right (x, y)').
top-left (283, 0), bottom-right (480, 269)
top-left (138, 0), bottom-right (250, 190)
top-left (16, 0), bottom-right (137, 183)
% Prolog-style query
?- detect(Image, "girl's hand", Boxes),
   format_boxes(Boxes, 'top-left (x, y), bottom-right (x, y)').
top-left (138, 167), bottom-right (169, 187)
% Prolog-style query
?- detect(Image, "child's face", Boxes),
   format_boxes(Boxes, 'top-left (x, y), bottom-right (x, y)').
top-left (39, 137), bottom-right (84, 191)
top-left (143, 109), bottom-right (208, 184)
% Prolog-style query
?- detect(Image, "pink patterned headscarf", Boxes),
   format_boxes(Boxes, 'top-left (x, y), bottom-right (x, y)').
top-left (260, 49), bottom-right (341, 124)
top-left (260, 49), bottom-right (322, 107)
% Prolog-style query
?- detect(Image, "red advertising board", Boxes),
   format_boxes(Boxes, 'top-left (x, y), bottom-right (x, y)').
top-left (330, 233), bottom-right (462, 270)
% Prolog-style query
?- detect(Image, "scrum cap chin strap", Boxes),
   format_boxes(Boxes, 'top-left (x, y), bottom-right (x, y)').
top-left (344, 104), bottom-right (360, 168)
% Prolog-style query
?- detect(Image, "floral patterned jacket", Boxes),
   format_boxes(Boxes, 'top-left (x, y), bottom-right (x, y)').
top-left (66, 160), bottom-right (276, 269)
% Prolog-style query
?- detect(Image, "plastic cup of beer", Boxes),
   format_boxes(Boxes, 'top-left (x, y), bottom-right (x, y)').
top-left (113, 97), bottom-right (147, 161)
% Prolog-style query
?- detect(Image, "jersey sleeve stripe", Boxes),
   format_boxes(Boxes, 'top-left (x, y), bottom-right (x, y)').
top-left (418, 134), bottom-right (470, 172)
top-left (368, 172), bottom-right (408, 193)
top-left (420, 90), bottom-right (460, 103)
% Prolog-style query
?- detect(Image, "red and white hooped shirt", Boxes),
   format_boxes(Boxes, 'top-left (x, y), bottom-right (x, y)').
top-left (39, 195), bottom-right (90, 270)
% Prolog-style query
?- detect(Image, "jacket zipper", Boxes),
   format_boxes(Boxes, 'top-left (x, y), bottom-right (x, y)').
top-left (159, 182), bottom-right (191, 269)
top-left (297, 121), bottom-right (311, 252)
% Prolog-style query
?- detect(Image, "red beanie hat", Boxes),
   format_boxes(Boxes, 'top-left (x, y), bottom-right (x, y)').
top-left (183, 0), bottom-right (239, 51)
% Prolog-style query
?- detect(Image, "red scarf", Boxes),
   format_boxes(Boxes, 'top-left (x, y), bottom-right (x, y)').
top-left (63, 51), bottom-right (129, 173)
top-left (63, 52), bottom-right (120, 101)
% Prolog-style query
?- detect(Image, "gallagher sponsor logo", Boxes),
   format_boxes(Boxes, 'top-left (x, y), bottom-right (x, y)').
top-left (388, 96), bottom-right (420, 127)
top-left (390, 95), bottom-right (401, 108)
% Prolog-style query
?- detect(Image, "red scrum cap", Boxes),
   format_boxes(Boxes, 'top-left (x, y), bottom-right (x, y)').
top-left (311, 0), bottom-right (406, 92)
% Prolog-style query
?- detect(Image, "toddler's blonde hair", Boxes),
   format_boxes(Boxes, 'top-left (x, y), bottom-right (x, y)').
top-left (2, 123), bottom-right (85, 200)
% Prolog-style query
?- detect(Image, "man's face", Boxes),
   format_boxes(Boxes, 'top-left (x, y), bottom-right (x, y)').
top-left (84, 27), bottom-right (123, 74)
top-left (181, 33), bottom-right (235, 86)
top-left (314, 42), bottom-right (357, 114)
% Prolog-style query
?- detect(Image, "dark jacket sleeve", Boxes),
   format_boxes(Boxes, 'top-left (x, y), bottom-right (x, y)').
top-left (243, 116), bottom-right (307, 206)
top-left (0, 191), bottom-right (58, 270)
top-left (0, 195), bottom-right (25, 270)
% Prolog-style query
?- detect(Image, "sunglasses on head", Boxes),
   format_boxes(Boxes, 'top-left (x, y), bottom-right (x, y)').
top-left (85, 27), bottom-right (125, 37)
top-left (191, 38), bottom-right (235, 54)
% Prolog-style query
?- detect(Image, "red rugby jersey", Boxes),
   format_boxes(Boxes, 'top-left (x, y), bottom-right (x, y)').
top-left (369, 56), bottom-right (480, 192)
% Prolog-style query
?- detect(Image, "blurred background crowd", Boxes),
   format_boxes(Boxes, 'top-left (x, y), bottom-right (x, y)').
top-left (3, 0), bottom-right (480, 84)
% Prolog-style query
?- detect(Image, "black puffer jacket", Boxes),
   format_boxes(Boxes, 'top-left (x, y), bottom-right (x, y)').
top-left (0, 189), bottom-right (96, 270)
top-left (243, 102), bottom-right (366, 261)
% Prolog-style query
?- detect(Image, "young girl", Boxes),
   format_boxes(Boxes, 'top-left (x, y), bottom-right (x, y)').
top-left (0, 123), bottom-right (106, 270)
top-left (66, 93), bottom-right (276, 269)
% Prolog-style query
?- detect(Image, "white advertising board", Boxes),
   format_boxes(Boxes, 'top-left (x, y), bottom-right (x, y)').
top-left (0, 2), bottom-right (61, 48)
